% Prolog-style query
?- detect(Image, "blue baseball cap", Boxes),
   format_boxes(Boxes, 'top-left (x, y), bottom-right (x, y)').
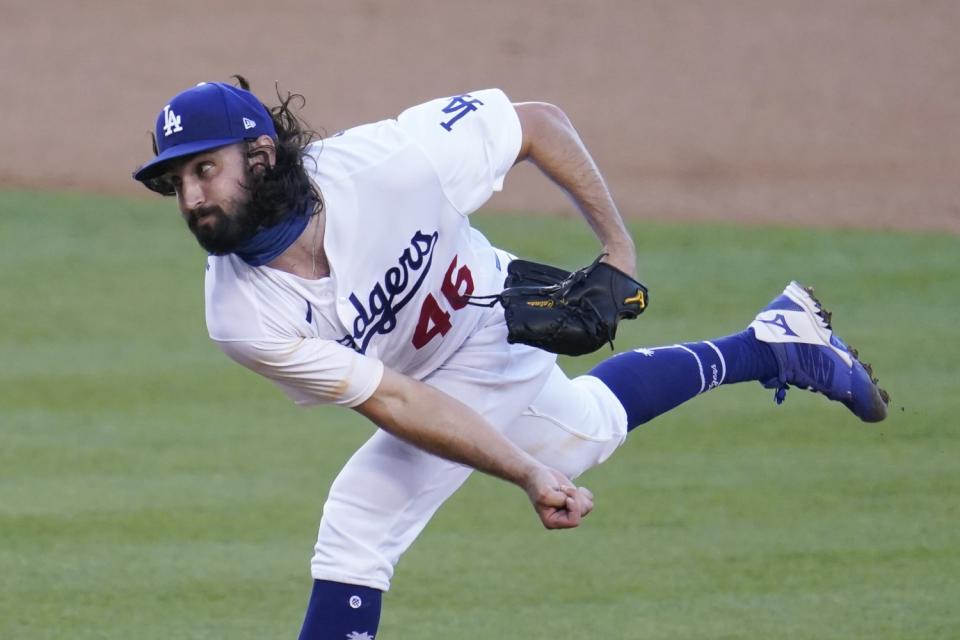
top-left (133, 82), bottom-right (277, 182)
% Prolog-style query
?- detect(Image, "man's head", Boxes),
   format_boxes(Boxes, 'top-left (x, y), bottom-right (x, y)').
top-left (134, 76), bottom-right (321, 255)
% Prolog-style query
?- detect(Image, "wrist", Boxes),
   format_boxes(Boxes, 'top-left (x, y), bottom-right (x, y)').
top-left (516, 458), bottom-right (545, 491)
top-left (603, 236), bottom-right (635, 256)
top-left (601, 242), bottom-right (637, 276)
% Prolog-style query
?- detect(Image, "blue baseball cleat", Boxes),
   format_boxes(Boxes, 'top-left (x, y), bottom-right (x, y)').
top-left (749, 281), bottom-right (889, 422)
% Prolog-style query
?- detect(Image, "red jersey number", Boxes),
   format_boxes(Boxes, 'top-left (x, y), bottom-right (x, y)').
top-left (411, 255), bottom-right (475, 349)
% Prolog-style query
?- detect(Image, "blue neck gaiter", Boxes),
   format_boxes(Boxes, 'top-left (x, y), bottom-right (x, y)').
top-left (233, 200), bottom-right (313, 267)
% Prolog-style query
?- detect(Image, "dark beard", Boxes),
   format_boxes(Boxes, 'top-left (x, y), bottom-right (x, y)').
top-left (186, 158), bottom-right (313, 255)
top-left (185, 165), bottom-right (275, 255)
top-left (186, 201), bottom-right (263, 255)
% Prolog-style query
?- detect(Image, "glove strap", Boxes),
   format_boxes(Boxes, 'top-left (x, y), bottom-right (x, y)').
top-left (463, 293), bottom-right (503, 308)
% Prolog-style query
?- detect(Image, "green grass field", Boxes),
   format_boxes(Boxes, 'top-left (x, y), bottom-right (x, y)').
top-left (2, 190), bottom-right (958, 639)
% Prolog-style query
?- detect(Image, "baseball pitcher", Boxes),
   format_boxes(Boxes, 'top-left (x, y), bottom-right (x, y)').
top-left (133, 77), bottom-right (888, 639)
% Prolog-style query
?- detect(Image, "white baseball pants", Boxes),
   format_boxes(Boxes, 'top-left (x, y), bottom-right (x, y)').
top-left (310, 305), bottom-right (629, 591)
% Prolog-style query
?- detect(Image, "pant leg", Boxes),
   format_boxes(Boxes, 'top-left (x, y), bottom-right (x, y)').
top-left (310, 307), bottom-right (558, 591)
top-left (310, 430), bottom-right (473, 591)
top-left (501, 366), bottom-right (630, 480)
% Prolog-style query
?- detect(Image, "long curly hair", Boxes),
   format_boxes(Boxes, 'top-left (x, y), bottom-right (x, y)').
top-left (142, 75), bottom-right (324, 225)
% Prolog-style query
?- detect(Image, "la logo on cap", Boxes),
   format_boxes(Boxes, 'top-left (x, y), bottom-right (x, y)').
top-left (162, 104), bottom-right (183, 137)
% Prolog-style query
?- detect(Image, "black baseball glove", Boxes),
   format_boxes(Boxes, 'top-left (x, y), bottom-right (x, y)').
top-left (470, 255), bottom-right (649, 356)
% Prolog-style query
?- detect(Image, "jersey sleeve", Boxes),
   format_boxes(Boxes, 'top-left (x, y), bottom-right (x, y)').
top-left (396, 88), bottom-right (522, 215)
top-left (213, 337), bottom-right (385, 408)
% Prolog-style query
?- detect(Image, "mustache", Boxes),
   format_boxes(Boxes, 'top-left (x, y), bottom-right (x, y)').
top-left (188, 204), bottom-right (226, 225)
top-left (184, 198), bottom-right (264, 256)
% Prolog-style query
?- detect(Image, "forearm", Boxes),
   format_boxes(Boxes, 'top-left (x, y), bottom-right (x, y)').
top-left (355, 369), bottom-right (539, 489)
top-left (355, 368), bottom-right (592, 530)
top-left (514, 102), bottom-right (635, 273)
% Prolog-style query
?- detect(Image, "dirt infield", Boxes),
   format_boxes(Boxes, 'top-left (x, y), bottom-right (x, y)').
top-left (3, 1), bottom-right (957, 232)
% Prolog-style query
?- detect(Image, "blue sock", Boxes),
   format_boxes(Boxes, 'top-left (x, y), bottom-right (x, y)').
top-left (298, 579), bottom-right (382, 640)
top-left (588, 329), bottom-right (778, 431)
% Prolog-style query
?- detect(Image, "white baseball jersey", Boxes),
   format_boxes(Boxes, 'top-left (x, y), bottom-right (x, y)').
top-left (205, 89), bottom-right (523, 407)
top-left (200, 88), bottom-right (630, 592)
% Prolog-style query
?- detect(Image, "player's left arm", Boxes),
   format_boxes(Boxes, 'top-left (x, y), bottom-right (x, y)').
top-left (513, 102), bottom-right (637, 277)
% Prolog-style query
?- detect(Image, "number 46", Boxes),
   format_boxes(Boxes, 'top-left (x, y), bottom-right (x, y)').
top-left (412, 255), bottom-right (474, 349)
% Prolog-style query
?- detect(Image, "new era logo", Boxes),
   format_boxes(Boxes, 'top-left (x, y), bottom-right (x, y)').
top-left (242, 117), bottom-right (256, 130)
